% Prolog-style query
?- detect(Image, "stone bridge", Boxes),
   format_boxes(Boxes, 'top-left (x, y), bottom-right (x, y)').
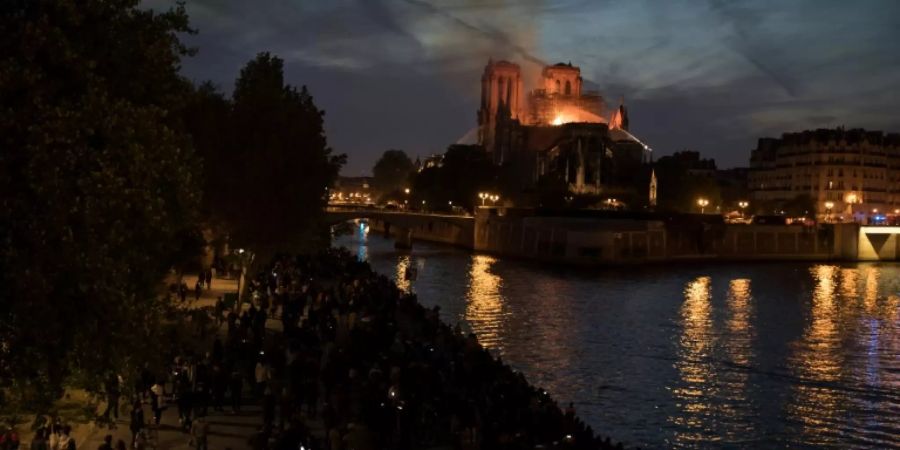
top-left (326, 207), bottom-right (475, 248)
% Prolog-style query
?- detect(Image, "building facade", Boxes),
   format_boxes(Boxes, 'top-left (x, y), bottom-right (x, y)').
top-left (476, 59), bottom-right (647, 200)
top-left (749, 128), bottom-right (900, 221)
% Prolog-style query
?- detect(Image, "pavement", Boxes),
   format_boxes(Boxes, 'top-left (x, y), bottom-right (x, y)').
top-left (79, 274), bottom-right (311, 450)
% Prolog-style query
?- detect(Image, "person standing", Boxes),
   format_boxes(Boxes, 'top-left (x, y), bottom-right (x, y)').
top-left (29, 428), bottom-right (48, 450)
top-left (229, 366), bottom-right (243, 413)
top-left (47, 425), bottom-right (59, 450)
top-left (205, 269), bottom-right (213, 290)
top-left (189, 415), bottom-right (210, 450)
top-left (214, 297), bottom-right (225, 326)
top-left (254, 360), bottom-right (270, 399)
top-left (100, 374), bottom-right (120, 427)
top-left (97, 435), bottom-right (113, 450)
top-left (57, 426), bottom-right (75, 450)
top-left (128, 401), bottom-right (144, 447)
top-left (149, 382), bottom-right (164, 426)
top-left (0, 425), bottom-right (19, 450)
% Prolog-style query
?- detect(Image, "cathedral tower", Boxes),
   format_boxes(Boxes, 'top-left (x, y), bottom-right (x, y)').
top-left (477, 59), bottom-right (523, 156)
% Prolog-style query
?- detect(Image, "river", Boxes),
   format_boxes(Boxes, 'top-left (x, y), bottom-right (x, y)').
top-left (334, 224), bottom-right (900, 449)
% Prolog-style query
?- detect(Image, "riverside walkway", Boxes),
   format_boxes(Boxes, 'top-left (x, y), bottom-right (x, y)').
top-left (78, 275), bottom-right (310, 450)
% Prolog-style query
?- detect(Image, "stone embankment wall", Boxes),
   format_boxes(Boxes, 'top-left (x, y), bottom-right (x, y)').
top-left (368, 216), bottom-right (474, 248)
top-left (474, 209), bottom-right (864, 264)
top-left (349, 209), bottom-right (891, 263)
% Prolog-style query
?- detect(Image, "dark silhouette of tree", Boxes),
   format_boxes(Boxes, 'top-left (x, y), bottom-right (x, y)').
top-left (0, 0), bottom-right (200, 408)
top-left (184, 82), bottom-right (232, 218)
top-left (412, 145), bottom-right (496, 211)
top-left (372, 150), bottom-right (415, 199)
top-left (195, 53), bottom-right (345, 254)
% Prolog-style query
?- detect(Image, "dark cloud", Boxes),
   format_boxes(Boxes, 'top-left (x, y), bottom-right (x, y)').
top-left (146, 0), bottom-right (900, 172)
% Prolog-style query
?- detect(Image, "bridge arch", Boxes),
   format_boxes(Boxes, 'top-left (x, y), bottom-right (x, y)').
top-left (325, 208), bottom-right (475, 249)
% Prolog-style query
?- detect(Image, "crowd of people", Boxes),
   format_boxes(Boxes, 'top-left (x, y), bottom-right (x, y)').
top-left (218, 247), bottom-right (626, 449)
top-left (6, 248), bottom-right (627, 450)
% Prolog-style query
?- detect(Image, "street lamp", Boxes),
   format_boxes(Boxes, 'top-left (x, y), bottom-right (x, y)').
top-left (824, 201), bottom-right (834, 222)
top-left (489, 194), bottom-right (499, 205)
top-left (697, 198), bottom-right (709, 214)
top-left (479, 192), bottom-right (488, 206)
top-left (738, 201), bottom-right (748, 218)
top-left (404, 188), bottom-right (410, 195)
top-left (232, 248), bottom-right (253, 312)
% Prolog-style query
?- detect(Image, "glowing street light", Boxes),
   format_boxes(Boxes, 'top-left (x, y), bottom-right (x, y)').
top-left (738, 200), bottom-right (749, 218)
top-left (404, 188), bottom-right (410, 195)
top-left (824, 201), bottom-right (834, 222)
top-left (489, 194), bottom-right (499, 205)
top-left (479, 192), bottom-right (488, 206)
top-left (697, 197), bottom-right (709, 214)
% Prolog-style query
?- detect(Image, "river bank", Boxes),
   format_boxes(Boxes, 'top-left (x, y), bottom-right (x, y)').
top-left (236, 248), bottom-right (626, 449)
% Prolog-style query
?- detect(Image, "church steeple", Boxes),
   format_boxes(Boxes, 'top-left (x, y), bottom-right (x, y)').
top-left (609, 96), bottom-right (629, 131)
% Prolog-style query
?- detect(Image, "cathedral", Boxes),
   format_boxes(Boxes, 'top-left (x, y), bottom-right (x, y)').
top-left (475, 59), bottom-right (646, 198)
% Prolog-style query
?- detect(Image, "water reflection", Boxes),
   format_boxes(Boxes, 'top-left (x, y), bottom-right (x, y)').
top-left (395, 255), bottom-right (411, 293)
top-left (356, 220), bottom-right (369, 261)
top-left (722, 279), bottom-right (754, 437)
top-left (786, 265), bottom-right (843, 445)
top-left (464, 255), bottom-right (505, 349)
top-left (671, 276), bottom-right (715, 445)
top-left (863, 267), bottom-right (878, 314)
top-left (338, 234), bottom-right (900, 448)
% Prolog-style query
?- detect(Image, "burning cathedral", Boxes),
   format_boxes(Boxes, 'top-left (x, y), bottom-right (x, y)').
top-left (474, 59), bottom-right (649, 197)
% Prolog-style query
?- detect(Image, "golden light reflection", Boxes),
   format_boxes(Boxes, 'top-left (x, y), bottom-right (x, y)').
top-left (464, 255), bottom-right (504, 349)
top-left (786, 265), bottom-right (842, 435)
top-left (671, 276), bottom-right (716, 444)
top-left (726, 279), bottom-right (752, 339)
top-left (720, 279), bottom-right (754, 436)
top-left (839, 267), bottom-right (859, 300)
top-left (863, 267), bottom-right (879, 314)
top-left (395, 255), bottom-right (411, 293)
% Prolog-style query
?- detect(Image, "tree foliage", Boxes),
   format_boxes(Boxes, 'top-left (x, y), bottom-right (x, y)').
top-left (411, 145), bottom-right (496, 211)
top-left (372, 149), bottom-right (414, 199)
top-left (187, 53), bottom-right (345, 252)
top-left (0, 0), bottom-right (200, 407)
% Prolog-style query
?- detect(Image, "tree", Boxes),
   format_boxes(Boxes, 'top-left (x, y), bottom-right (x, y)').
top-left (411, 145), bottom-right (496, 211)
top-left (198, 53), bottom-right (345, 254)
top-left (183, 82), bottom-right (232, 218)
top-left (0, 0), bottom-right (201, 408)
top-left (372, 150), bottom-right (415, 199)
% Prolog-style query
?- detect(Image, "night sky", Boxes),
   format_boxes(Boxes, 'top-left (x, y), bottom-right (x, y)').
top-left (146, 0), bottom-right (900, 174)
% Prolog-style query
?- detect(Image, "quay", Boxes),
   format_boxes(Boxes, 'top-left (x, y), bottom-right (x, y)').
top-left (327, 207), bottom-right (900, 264)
